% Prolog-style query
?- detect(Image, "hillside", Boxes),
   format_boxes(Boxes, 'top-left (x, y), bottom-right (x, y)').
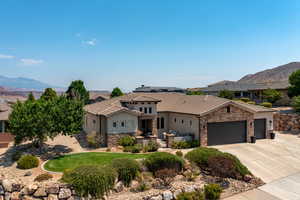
top-left (238, 62), bottom-right (300, 84)
top-left (0, 75), bottom-right (60, 91)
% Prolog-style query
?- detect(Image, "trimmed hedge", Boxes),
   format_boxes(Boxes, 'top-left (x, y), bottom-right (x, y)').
top-left (260, 102), bottom-right (272, 108)
top-left (118, 136), bottom-right (135, 147)
top-left (62, 165), bottom-right (117, 199)
top-left (144, 152), bottom-right (184, 173)
top-left (185, 147), bottom-right (250, 179)
top-left (171, 140), bottom-right (199, 149)
top-left (111, 158), bottom-right (140, 186)
top-left (17, 155), bottom-right (39, 169)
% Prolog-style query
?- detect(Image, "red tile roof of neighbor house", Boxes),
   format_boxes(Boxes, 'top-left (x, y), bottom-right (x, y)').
top-left (84, 93), bottom-right (274, 117)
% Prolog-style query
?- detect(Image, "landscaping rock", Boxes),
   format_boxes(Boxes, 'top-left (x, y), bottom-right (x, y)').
top-left (22, 195), bottom-right (33, 200)
top-left (173, 189), bottom-right (182, 199)
top-left (10, 192), bottom-right (20, 200)
top-left (58, 188), bottom-right (72, 199)
top-left (244, 174), bottom-right (252, 182)
top-left (130, 180), bottom-right (139, 188)
top-left (162, 191), bottom-right (173, 200)
top-left (0, 195), bottom-right (3, 200)
top-left (47, 194), bottom-right (58, 200)
top-left (149, 195), bottom-right (162, 200)
top-left (2, 180), bottom-right (12, 192)
top-left (114, 182), bottom-right (124, 193)
top-left (183, 185), bottom-right (195, 193)
top-left (23, 184), bottom-right (38, 195)
top-left (24, 172), bottom-right (32, 177)
top-left (173, 175), bottom-right (184, 181)
top-left (12, 183), bottom-right (22, 192)
top-left (33, 187), bottom-right (47, 197)
top-left (0, 186), bottom-right (4, 195)
top-left (4, 192), bottom-right (11, 200)
top-left (46, 184), bottom-right (60, 194)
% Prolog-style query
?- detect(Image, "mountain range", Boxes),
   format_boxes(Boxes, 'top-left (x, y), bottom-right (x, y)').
top-left (0, 75), bottom-right (60, 91)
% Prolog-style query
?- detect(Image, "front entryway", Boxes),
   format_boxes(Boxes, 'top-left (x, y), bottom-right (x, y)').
top-left (254, 119), bottom-right (266, 139)
top-left (207, 121), bottom-right (247, 146)
top-left (140, 119), bottom-right (152, 136)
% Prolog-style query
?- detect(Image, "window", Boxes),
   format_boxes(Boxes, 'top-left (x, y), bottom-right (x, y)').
top-left (161, 117), bottom-right (165, 129)
top-left (144, 107), bottom-right (148, 113)
top-left (113, 122), bottom-right (117, 128)
top-left (190, 120), bottom-right (192, 127)
top-left (182, 120), bottom-right (184, 124)
top-left (157, 117), bottom-right (160, 129)
top-left (139, 107), bottom-right (143, 112)
top-left (227, 106), bottom-right (231, 113)
top-left (149, 107), bottom-right (152, 114)
top-left (93, 120), bottom-right (96, 124)
top-left (121, 121), bottom-right (125, 127)
top-left (174, 118), bottom-right (177, 123)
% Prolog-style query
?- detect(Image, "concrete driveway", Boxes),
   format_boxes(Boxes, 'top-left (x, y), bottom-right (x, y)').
top-left (215, 133), bottom-right (300, 200)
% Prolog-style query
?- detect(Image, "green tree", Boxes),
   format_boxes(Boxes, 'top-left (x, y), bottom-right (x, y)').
top-left (291, 96), bottom-right (300, 112)
top-left (9, 96), bottom-right (84, 148)
top-left (288, 70), bottom-right (300, 98)
top-left (218, 90), bottom-right (234, 100)
top-left (66, 80), bottom-right (89, 104)
top-left (262, 89), bottom-right (282, 103)
top-left (27, 92), bottom-right (35, 102)
top-left (41, 88), bottom-right (57, 101)
top-left (186, 91), bottom-right (204, 95)
top-left (111, 87), bottom-right (124, 98)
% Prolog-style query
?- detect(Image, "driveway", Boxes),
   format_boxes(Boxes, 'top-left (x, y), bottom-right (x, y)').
top-left (215, 133), bottom-right (300, 200)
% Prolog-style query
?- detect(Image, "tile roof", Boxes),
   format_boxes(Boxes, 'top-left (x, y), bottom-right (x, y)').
top-left (84, 93), bottom-right (273, 117)
top-left (133, 85), bottom-right (186, 93)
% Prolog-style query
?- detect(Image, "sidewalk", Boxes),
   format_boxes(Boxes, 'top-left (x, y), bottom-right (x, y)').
top-left (225, 189), bottom-right (281, 200)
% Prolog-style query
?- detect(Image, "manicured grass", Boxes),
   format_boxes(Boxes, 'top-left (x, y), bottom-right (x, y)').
top-left (44, 152), bottom-right (148, 172)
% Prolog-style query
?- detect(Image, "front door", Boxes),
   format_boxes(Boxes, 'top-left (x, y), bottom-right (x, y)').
top-left (141, 119), bottom-right (152, 136)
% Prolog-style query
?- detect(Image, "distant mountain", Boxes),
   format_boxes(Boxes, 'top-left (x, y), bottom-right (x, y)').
top-left (238, 62), bottom-right (300, 84)
top-left (0, 75), bottom-right (60, 91)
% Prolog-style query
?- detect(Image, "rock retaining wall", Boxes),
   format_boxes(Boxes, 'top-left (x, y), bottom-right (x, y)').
top-left (274, 113), bottom-right (300, 131)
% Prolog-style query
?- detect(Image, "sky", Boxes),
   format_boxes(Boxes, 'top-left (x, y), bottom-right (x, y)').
top-left (1, 0), bottom-right (300, 91)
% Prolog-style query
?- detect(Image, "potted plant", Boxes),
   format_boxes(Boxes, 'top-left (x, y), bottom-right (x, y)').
top-left (270, 132), bottom-right (275, 139)
top-left (251, 136), bottom-right (256, 143)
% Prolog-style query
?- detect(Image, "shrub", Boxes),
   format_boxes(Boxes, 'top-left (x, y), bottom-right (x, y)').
top-left (223, 153), bottom-right (250, 177)
top-left (207, 155), bottom-right (238, 179)
top-left (87, 134), bottom-right (97, 148)
top-left (62, 165), bottom-right (117, 199)
top-left (218, 90), bottom-right (234, 100)
top-left (135, 182), bottom-right (149, 192)
top-left (260, 102), bottom-right (272, 108)
top-left (292, 96), bottom-right (300, 112)
top-left (123, 146), bottom-right (133, 152)
top-left (204, 184), bottom-right (222, 200)
top-left (106, 148), bottom-right (111, 152)
top-left (144, 152), bottom-right (184, 173)
top-left (17, 155), bottom-right (39, 169)
top-left (171, 140), bottom-right (199, 149)
top-left (111, 158), bottom-right (140, 187)
top-left (147, 141), bottom-right (160, 152)
top-left (262, 89), bottom-right (282, 103)
top-left (131, 144), bottom-right (142, 153)
top-left (185, 147), bottom-right (222, 168)
top-left (154, 168), bottom-right (177, 186)
top-left (176, 151), bottom-right (183, 157)
top-left (247, 101), bottom-right (256, 105)
top-left (118, 136), bottom-right (135, 147)
top-left (240, 97), bottom-right (250, 103)
top-left (11, 151), bottom-right (23, 162)
top-left (34, 173), bottom-right (53, 182)
top-left (176, 191), bottom-right (205, 200)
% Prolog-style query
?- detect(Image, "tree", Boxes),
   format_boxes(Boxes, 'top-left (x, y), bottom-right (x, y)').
top-left (291, 96), bottom-right (300, 112)
top-left (111, 87), bottom-right (124, 98)
top-left (66, 80), bottom-right (89, 104)
top-left (288, 70), bottom-right (300, 98)
top-left (41, 88), bottom-right (57, 101)
top-left (9, 96), bottom-right (84, 148)
top-left (262, 89), bottom-right (282, 103)
top-left (186, 90), bottom-right (204, 95)
top-left (218, 90), bottom-right (234, 100)
top-left (27, 92), bottom-right (35, 102)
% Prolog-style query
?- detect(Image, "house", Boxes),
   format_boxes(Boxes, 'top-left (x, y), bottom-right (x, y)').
top-left (88, 92), bottom-right (110, 104)
top-left (133, 85), bottom-right (186, 93)
top-left (199, 80), bottom-right (289, 103)
top-left (0, 103), bottom-right (14, 148)
top-left (84, 93), bottom-right (274, 147)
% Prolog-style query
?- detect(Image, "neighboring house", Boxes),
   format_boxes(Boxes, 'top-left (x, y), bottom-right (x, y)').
top-left (84, 93), bottom-right (274, 147)
top-left (199, 80), bottom-right (289, 102)
top-left (133, 85), bottom-right (186, 93)
top-left (88, 92), bottom-right (110, 104)
top-left (0, 103), bottom-right (13, 148)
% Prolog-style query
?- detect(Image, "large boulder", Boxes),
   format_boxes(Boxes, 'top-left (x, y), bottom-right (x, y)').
top-left (33, 187), bottom-right (47, 197)
top-left (114, 181), bottom-right (124, 193)
top-left (58, 188), bottom-right (72, 199)
top-left (2, 180), bottom-right (12, 192)
top-left (162, 191), bottom-right (173, 200)
top-left (149, 195), bottom-right (162, 200)
top-left (10, 192), bottom-right (20, 200)
top-left (46, 183), bottom-right (60, 194)
top-left (47, 194), bottom-right (59, 200)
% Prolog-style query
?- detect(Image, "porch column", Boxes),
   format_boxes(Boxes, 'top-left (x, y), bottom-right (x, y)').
top-left (152, 117), bottom-right (158, 136)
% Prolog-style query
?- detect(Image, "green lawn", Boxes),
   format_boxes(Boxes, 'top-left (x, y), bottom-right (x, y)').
top-left (44, 152), bottom-right (148, 172)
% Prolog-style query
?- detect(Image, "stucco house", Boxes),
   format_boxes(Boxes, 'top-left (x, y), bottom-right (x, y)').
top-left (84, 93), bottom-right (274, 147)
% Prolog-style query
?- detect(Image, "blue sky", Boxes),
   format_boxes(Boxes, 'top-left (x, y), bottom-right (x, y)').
top-left (1, 0), bottom-right (300, 91)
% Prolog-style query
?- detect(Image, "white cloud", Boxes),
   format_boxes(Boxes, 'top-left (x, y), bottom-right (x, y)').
top-left (83, 39), bottom-right (97, 46)
top-left (20, 58), bottom-right (44, 65)
top-left (0, 54), bottom-right (14, 59)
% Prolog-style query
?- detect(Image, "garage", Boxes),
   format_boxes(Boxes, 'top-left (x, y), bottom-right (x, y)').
top-left (254, 119), bottom-right (266, 139)
top-left (207, 121), bottom-right (247, 146)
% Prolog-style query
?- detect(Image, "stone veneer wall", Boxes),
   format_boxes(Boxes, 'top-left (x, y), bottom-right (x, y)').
top-left (199, 104), bottom-right (254, 146)
top-left (0, 179), bottom-right (77, 200)
top-left (274, 112), bottom-right (300, 131)
top-left (107, 133), bottom-right (135, 147)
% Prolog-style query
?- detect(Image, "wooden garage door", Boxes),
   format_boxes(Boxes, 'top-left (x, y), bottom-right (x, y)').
top-left (207, 121), bottom-right (247, 146)
top-left (254, 119), bottom-right (266, 139)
